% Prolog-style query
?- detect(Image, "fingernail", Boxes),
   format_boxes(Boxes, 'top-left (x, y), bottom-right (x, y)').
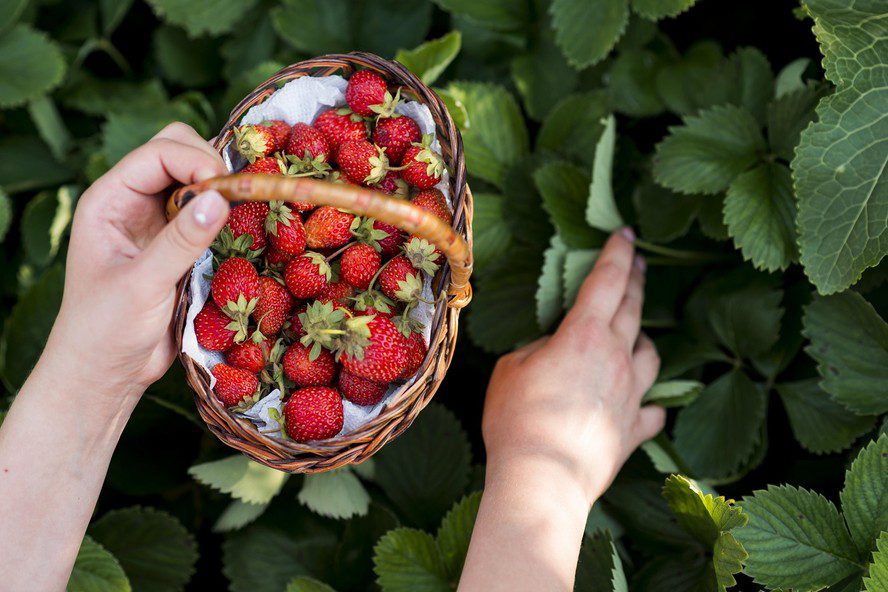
top-left (620, 226), bottom-right (635, 242)
top-left (192, 190), bottom-right (226, 227)
top-left (634, 254), bottom-right (647, 272)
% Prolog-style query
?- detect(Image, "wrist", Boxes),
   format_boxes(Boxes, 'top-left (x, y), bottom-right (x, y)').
top-left (484, 452), bottom-right (597, 514)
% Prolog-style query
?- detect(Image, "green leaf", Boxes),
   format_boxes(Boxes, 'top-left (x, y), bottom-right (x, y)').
top-left (550, 0), bottom-right (629, 69)
top-left (737, 485), bottom-right (864, 591)
top-left (607, 49), bottom-right (665, 117)
top-left (102, 101), bottom-right (207, 165)
top-left (61, 75), bottom-right (169, 117)
top-left (806, 0), bottom-right (886, 87)
top-left (705, 277), bottom-right (783, 359)
top-left (188, 455), bottom-right (288, 505)
top-left (673, 370), bottom-right (768, 479)
top-left (630, 0), bottom-right (699, 19)
top-left (146, 0), bottom-right (258, 36)
top-left (776, 380), bottom-right (876, 454)
top-left (68, 536), bottom-right (131, 592)
top-left (0, 0), bottom-right (29, 32)
top-left (445, 81), bottom-right (529, 188)
top-left (21, 185), bottom-right (76, 266)
top-left (0, 189), bottom-right (11, 243)
top-left (586, 114), bottom-right (624, 232)
top-left (633, 179), bottom-right (701, 243)
top-left (89, 507), bottom-right (197, 592)
top-left (653, 104), bottom-right (766, 195)
top-left (298, 467), bottom-right (370, 519)
top-left (100, 0), bottom-right (134, 35)
top-left (655, 41), bottom-right (730, 116)
top-left (864, 532), bottom-right (888, 592)
top-left (220, 14), bottom-right (277, 81)
top-left (775, 57), bottom-right (811, 97)
top-left (286, 577), bottom-right (337, 592)
top-left (373, 529), bottom-right (450, 592)
top-left (575, 530), bottom-right (627, 592)
top-left (431, 0), bottom-right (530, 32)
top-left (840, 434), bottom-right (888, 556)
top-left (500, 157), bottom-right (556, 248)
top-left (0, 25), bottom-right (66, 108)
top-left (728, 47), bottom-right (774, 124)
top-left (214, 500), bottom-right (268, 533)
top-left (154, 25), bottom-right (222, 87)
top-left (536, 91), bottom-right (610, 168)
top-left (767, 82), bottom-right (826, 161)
top-left (28, 96), bottom-right (72, 161)
top-left (511, 33), bottom-right (578, 120)
top-left (471, 192), bottom-right (513, 275)
top-left (396, 31), bottom-right (461, 86)
top-left (723, 162), bottom-right (796, 272)
top-left (436, 492), bottom-right (482, 580)
top-left (223, 526), bottom-right (330, 592)
top-left (803, 291), bottom-right (888, 415)
top-left (535, 161), bottom-right (597, 249)
top-left (374, 404), bottom-right (471, 530)
top-left (697, 194), bottom-right (729, 239)
top-left (562, 248), bottom-right (600, 308)
top-left (642, 380), bottom-right (704, 408)
top-left (536, 235), bottom-right (569, 331)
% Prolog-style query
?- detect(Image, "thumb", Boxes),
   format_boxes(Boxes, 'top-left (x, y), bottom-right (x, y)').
top-left (137, 190), bottom-right (229, 289)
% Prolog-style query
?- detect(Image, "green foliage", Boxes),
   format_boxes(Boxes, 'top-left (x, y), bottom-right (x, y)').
top-left (68, 536), bottom-right (131, 592)
top-left (395, 31), bottom-right (461, 86)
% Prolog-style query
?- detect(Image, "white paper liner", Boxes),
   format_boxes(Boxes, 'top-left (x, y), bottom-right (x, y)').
top-left (182, 76), bottom-right (453, 439)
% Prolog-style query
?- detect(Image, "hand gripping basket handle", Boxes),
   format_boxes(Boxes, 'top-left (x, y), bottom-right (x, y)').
top-left (167, 173), bottom-right (473, 308)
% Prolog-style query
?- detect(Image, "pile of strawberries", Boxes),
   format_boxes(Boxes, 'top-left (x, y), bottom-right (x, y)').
top-left (194, 70), bottom-right (451, 443)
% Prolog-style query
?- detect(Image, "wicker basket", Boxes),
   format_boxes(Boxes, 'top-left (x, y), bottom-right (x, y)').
top-left (165, 52), bottom-right (473, 474)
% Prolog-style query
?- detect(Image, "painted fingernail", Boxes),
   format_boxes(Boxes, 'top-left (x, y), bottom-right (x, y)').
top-left (620, 226), bottom-right (635, 242)
top-left (634, 254), bottom-right (647, 272)
top-left (192, 190), bottom-right (226, 227)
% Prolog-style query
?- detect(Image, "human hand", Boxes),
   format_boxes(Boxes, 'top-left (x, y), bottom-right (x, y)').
top-left (45, 123), bottom-right (230, 401)
top-left (482, 228), bottom-right (664, 506)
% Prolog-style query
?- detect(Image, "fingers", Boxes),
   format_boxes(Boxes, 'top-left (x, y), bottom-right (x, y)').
top-left (512, 335), bottom-right (551, 361)
top-left (632, 334), bottom-right (660, 399)
top-left (153, 121), bottom-right (221, 162)
top-left (134, 190), bottom-right (229, 290)
top-left (611, 257), bottom-right (646, 348)
top-left (634, 406), bottom-right (666, 444)
top-left (563, 228), bottom-right (636, 327)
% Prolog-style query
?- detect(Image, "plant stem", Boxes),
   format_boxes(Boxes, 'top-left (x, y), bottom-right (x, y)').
top-left (635, 238), bottom-right (731, 263)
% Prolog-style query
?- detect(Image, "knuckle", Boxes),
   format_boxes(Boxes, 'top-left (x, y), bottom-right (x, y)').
top-left (155, 121), bottom-right (193, 139)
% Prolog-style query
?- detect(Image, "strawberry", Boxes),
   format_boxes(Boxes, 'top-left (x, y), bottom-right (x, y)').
top-left (284, 252), bottom-right (332, 299)
top-left (212, 363), bottom-right (259, 407)
top-left (304, 207), bottom-right (355, 250)
top-left (266, 246), bottom-right (294, 267)
top-left (252, 276), bottom-right (294, 336)
top-left (351, 217), bottom-right (405, 256)
top-left (338, 371), bottom-right (388, 406)
top-left (261, 120), bottom-right (291, 150)
top-left (212, 257), bottom-right (260, 327)
top-left (225, 337), bottom-right (269, 374)
top-left (400, 135), bottom-right (444, 189)
top-left (318, 279), bottom-right (355, 305)
top-left (233, 124), bottom-right (276, 163)
top-left (352, 289), bottom-right (397, 318)
top-left (211, 226), bottom-right (261, 263)
top-left (195, 301), bottom-right (240, 350)
top-left (283, 343), bottom-right (336, 387)
top-left (340, 243), bottom-right (381, 290)
top-left (313, 108), bottom-right (367, 154)
top-left (400, 332), bottom-right (427, 378)
top-left (284, 123), bottom-right (331, 175)
top-left (242, 156), bottom-right (285, 175)
top-left (227, 202), bottom-right (270, 251)
top-left (288, 304), bottom-right (308, 339)
top-left (337, 139), bottom-right (390, 185)
top-left (265, 201), bottom-right (307, 256)
top-left (411, 188), bottom-right (452, 225)
top-left (345, 70), bottom-right (397, 117)
top-left (374, 170), bottom-right (408, 198)
top-left (284, 386), bottom-right (344, 442)
top-left (296, 300), bottom-right (348, 355)
top-left (379, 255), bottom-right (424, 303)
top-left (337, 315), bottom-right (409, 383)
top-left (373, 115), bottom-right (421, 164)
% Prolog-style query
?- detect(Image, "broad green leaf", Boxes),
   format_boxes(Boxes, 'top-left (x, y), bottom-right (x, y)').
top-left (188, 455), bottom-right (288, 505)
top-left (776, 380), bottom-right (876, 454)
top-left (737, 485), bottom-right (864, 591)
top-left (445, 82), bottom-right (529, 187)
top-left (840, 435), bottom-right (888, 556)
top-left (220, 14), bottom-right (277, 81)
top-left (605, 478), bottom-right (697, 552)
top-left (0, 189), bottom-right (11, 243)
top-left (61, 75), bottom-right (169, 117)
top-left (864, 532), bottom-right (888, 592)
top-left (656, 41), bottom-right (731, 116)
top-left (536, 235), bottom-right (569, 330)
top-left (68, 536), bottom-right (131, 592)
top-left (511, 33), bottom-right (578, 120)
top-left (223, 526), bottom-right (332, 592)
top-left (662, 475), bottom-right (747, 545)
top-left (723, 162), bottom-right (796, 272)
top-left (705, 277), bottom-right (783, 359)
top-left (146, 0), bottom-right (258, 36)
top-left (803, 291), bottom-right (888, 415)
top-left (653, 104), bottom-right (766, 194)
top-left (806, 0), bottom-right (887, 87)
top-left (655, 332), bottom-right (732, 380)
top-left (767, 82), bottom-right (826, 161)
top-left (102, 101), bottom-right (207, 165)
top-left (674, 371), bottom-right (767, 479)
top-left (89, 507), bottom-right (197, 592)
top-left (334, 504), bottom-right (400, 591)
top-left (396, 31), bottom-right (461, 85)
top-left (373, 529), bottom-right (450, 592)
top-left (27, 96), bottom-right (72, 161)
top-left (642, 380), bottom-right (704, 407)
top-left (21, 186), bottom-right (76, 266)
top-left (298, 467), bottom-right (370, 519)
top-left (563, 248), bottom-right (600, 308)
top-left (775, 57), bottom-right (811, 97)
top-left (633, 179), bottom-right (701, 243)
top-left (535, 161), bottom-right (598, 249)
top-left (500, 156), bottom-right (556, 248)
top-left (154, 25), bottom-right (222, 87)
top-left (537, 91), bottom-right (609, 168)
top-left (574, 530), bottom-right (626, 592)
top-left (550, 0), bottom-right (629, 69)
top-left (729, 47), bottom-right (774, 124)
top-left (214, 500), bottom-right (268, 532)
top-left (586, 114), bottom-right (624, 232)
top-left (374, 404), bottom-right (471, 530)
top-left (634, 553), bottom-right (713, 592)
top-left (431, 0), bottom-right (530, 31)
top-left (630, 0), bottom-right (699, 20)
top-left (607, 49), bottom-right (665, 117)
top-left (471, 192), bottom-right (513, 275)
top-left (100, 0), bottom-right (134, 34)
top-left (0, 25), bottom-right (66, 108)
top-left (436, 492), bottom-right (482, 580)
top-left (286, 577), bottom-right (337, 592)
top-left (433, 87), bottom-right (468, 129)
top-left (0, 0), bottom-right (28, 32)
top-left (585, 505), bottom-right (624, 539)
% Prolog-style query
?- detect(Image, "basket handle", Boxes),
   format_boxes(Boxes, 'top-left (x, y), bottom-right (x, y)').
top-left (167, 174), bottom-right (473, 308)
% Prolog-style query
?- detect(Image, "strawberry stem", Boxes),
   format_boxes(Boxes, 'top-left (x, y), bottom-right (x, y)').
top-left (325, 241), bottom-right (355, 262)
top-left (635, 238), bottom-right (732, 263)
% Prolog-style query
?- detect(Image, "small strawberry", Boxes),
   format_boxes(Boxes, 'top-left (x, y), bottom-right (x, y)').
top-left (284, 386), bottom-right (344, 442)
top-left (351, 217), bottom-right (405, 256)
top-left (338, 371), bottom-right (388, 406)
top-left (337, 315), bottom-right (409, 383)
top-left (374, 170), bottom-right (408, 198)
top-left (337, 139), bottom-right (390, 185)
top-left (283, 343), bottom-right (336, 387)
top-left (400, 332), bottom-right (427, 378)
top-left (411, 188), bottom-right (452, 225)
top-left (265, 201), bottom-right (307, 256)
top-left (373, 115), bottom-right (421, 164)
top-left (284, 252), bottom-right (332, 299)
top-left (242, 155), bottom-right (285, 175)
top-left (379, 255), bottom-right (423, 303)
top-left (261, 120), bottom-right (291, 150)
top-left (212, 258), bottom-right (260, 328)
top-left (340, 243), bottom-right (381, 290)
top-left (318, 279), bottom-right (355, 305)
top-left (195, 301), bottom-right (240, 350)
top-left (313, 108), bottom-right (367, 154)
top-left (400, 135), bottom-right (444, 189)
top-left (345, 70), bottom-right (397, 117)
top-left (266, 246), bottom-right (294, 267)
top-left (284, 123), bottom-right (331, 175)
top-left (288, 304), bottom-right (308, 340)
top-left (212, 363), bottom-right (259, 407)
top-left (352, 289), bottom-right (397, 318)
top-left (252, 276), bottom-right (294, 336)
top-left (225, 335), bottom-right (269, 374)
top-left (233, 124), bottom-right (276, 163)
top-left (227, 202), bottom-right (270, 251)
top-left (304, 207), bottom-right (355, 250)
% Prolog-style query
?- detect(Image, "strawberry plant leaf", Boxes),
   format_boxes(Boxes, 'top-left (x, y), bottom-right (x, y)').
top-left (736, 485), bottom-right (864, 591)
top-left (728, 47), bottom-right (774, 124)
top-left (334, 504), bottom-right (399, 591)
top-left (655, 41), bottom-right (730, 116)
top-left (430, 0), bottom-right (530, 32)
top-left (0, 135), bottom-right (71, 194)
top-left (286, 577), bottom-right (337, 592)
top-left (500, 156), bottom-right (556, 249)
top-left (840, 434), bottom-right (888, 556)
top-left (298, 467), bottom-right (371, 520)
top-left (702, 276), bottom-right (783, 359)
top-left (0, 0), bottom-right (29, 33)
top-left (146, 0), bottom-right (258, 36)
top-left (101, 99), bottom-right (208, 165)
top-left (803, 291), bottom-right (888, 415)
top-left (396, 31), bottom-right (462, 86)
top-left (188, 455), bottom-right (288, 505)
top-left (775, 57), bottom-right (811, 97)
top-left (586, 114), bottom-right (625, 232)
top-left (574, 529), bottom-right (627, 592)
top-left (68, 535), bottom-right (131, 592)
top-left (0, 189), bottom-right (11, 243)
top-left (864, 532), bottom-right (888, 592)
top-left (28, 95), bottom-right (72, 161)
top-left (767, 82), bottom-right (826, 161)
top-left (154, 25), bottom-right (222, 87)
top-left (213, 500), bottom-right (268, 533)
top-left (630, 0), bottom-right (699, 20)
top-left (89, 507), bottom-right (198, 592)
top-left (21, 185), bottom-right (76, 267)
top-left (535, 160), bottom-right (597, 248)
top-left (373, 528), bottom-right (450, 592)
top-left (633, 179), bottom-right (701, 243)
top-left (550, 0), bottom-right (629, 69)
top-left (776, 379), bottom-right (876, 455)
top-left (642, 379), bottom-right (704, 407)
top-left (0, 25), bottom-right (66, 108)
top-left (471, 192), bottom-right (513, 275)
top-left (696, 194), bottom-right (729, 240)
top-left (220, 14), bottom-right (276, 81)
top-left (607, 49), bottom-right (665, 117)
top-left (536, 235), bottom-right (569, 331)
top-left (562, 248), bottom-right (600, 308)
top-left (60, 75), bottom-right (169, 117)
top-left (511, 32), bottom-right (578, 120)
top-left (536, 91), bottom-right (610, 168)
top-left (653, 104), bottom-right (766, 194)
top-left (436, 491), bottom-right (482, 580)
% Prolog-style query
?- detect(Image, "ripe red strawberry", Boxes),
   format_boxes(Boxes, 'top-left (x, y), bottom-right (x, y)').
top-left (252, 276), bottom-right (294, 336)
top-left (283, 343), bottom-right (336, 387)
top-left (379, 255), bottom-right (423, 302)
top-left (304, 207), bottom-right (355, 250)
top-left (346, 70), bottom-right (391, 117)
top-left (318, 279), bottom-right (355, 305)
top-left (266, 246), bottom-right (294, 267)
top-left (375, 170), bottom-right (408, 197)
top-left (401, 136), bottom-right (444, 189)
top-left (400, 332), bottom-right (427, 378)
top-left (284, 387), bottom-right (344, 442)
top-left (212, 363), bottom-right (259, 407)
top-left (411, 188), bottom-right (452, 225)
top-left (227, 202), bottom-right (270, 251)
top-left (337, 139), bottom-right (390, 185)
top-left (373, 115), bottom-right (421, 164)
top-left (314, 108), bottom-right (367, 153)
top-left (234, 124), bottom-right (276, 163)
top-left (284, 252), bottom-right (332, 299)
top-left (212, 258), bottom-right (260, 322)
top-left (375, 221), bottom-right (405, 256)
top-left (284, 123), bottom-right (331, 175)
top-left (338, 371), bottom-right (387, 406)
top-left (340, 243), bottom-right (381, 290)
top-left (225, 338), bottom-right (268, 374)
top-left (289, 304), bottom-right (308, 339)
top-left (242, 156), bottom-right (284, 175)
top-left (265, 202), bottom-right (306, 256)
top-left (338, 315), bottom-right (409, 383)
top-left (352, 289), bottom-right (397, 318)
top-left (195, 301), bottom-right (239, 351)
top-left (261, 120), bottom-right (291, 150)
